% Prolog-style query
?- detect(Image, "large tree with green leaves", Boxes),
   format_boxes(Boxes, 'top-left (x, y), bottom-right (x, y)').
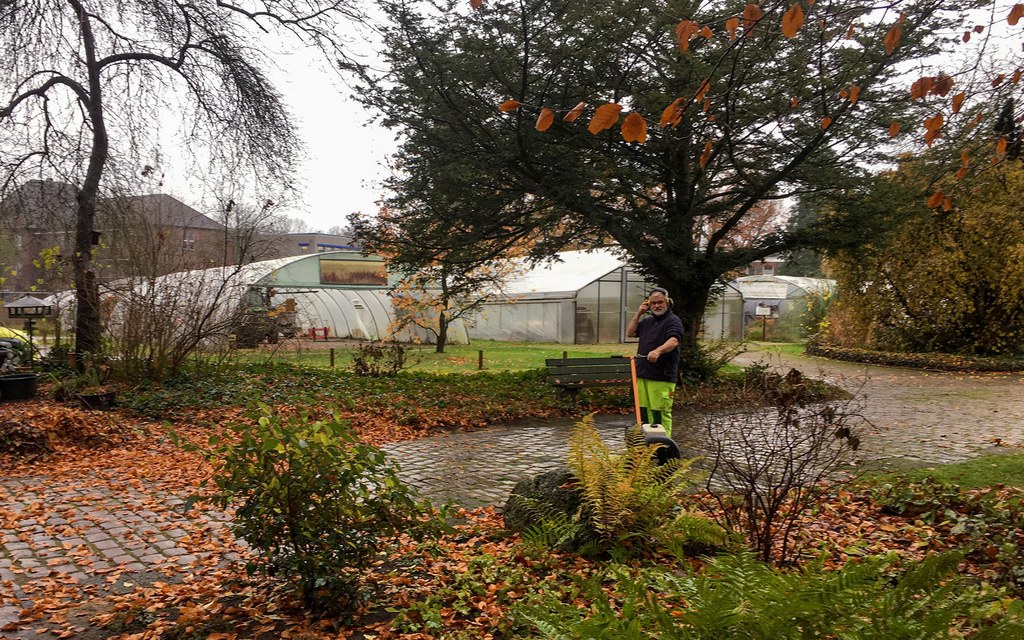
top-left (824, 158), bottom-right (1024, 356)
top-left (0, 0), bottom-right (360, 356)
top-left (355, 0), bottom-right (1008, 352)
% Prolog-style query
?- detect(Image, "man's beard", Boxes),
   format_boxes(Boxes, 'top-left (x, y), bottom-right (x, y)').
top-left (651, 307), bottom-right (667, 317)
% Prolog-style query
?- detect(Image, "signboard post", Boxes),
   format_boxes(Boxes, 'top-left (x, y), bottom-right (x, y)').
top-left (755, 304), bottom-right (773, 341)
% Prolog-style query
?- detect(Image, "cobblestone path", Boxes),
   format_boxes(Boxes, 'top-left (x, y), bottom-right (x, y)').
top-left (387, 352), bottom-right (1024, 507)
top-left (730, 351), bottom-right (1024, 470)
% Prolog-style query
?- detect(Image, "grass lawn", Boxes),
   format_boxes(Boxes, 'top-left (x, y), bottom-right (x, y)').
top-left (233, 339), bottom-right (787, 375)
top-left (746, 341), bottom-right (806, 356)
top-left (869, 452), bottom-right (1024, 490)
top-left (238, 340), bottom-right (646, 374)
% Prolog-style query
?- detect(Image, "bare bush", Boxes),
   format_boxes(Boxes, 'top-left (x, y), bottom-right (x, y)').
top-left (698, 369), bottom-right (869, 564)
top-left (104, 265), bottom-right (252, 380)
top-left (351, 340), bottom-right (408, 377)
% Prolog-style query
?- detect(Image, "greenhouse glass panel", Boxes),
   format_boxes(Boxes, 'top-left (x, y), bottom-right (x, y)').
top-left (598, 279), bottom-right (621, 343)
top-left (575, 282), bottom-right (599, 344)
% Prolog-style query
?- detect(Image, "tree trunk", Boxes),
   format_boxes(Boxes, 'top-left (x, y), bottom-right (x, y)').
top-left (71, 0), bottom-right (108, 358)
top-left (435, 312), bottom-right (448, 353)
top-left (652, 271), bottom-right (713, 354)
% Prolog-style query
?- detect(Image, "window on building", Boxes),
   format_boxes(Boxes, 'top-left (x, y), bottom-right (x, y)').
top-left (183, 231), bottom-right (196, 251)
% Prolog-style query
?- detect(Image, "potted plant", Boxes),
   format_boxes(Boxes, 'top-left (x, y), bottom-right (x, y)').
top-left (0, 338), bottom-right (38, 400)
top-left (53, 365), bottom-right (117, 410)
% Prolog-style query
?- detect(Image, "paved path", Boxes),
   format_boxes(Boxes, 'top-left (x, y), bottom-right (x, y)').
top-left (0, 471), bottom-right (237, 639)
top-left (729, 351), bottom-right (1024, 469)
top-left (3, 352), bottom-right (1024, 637)
top-left (386, 352), bottom-right (1024, 507)
top-left (384, 415), bottom-right (633, 509)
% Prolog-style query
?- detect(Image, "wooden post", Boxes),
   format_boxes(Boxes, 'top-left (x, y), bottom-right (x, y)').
top-left (330, 347), bottom-right (336, 368)
top-left (478, 350), bottom-right (484, 370)
top-left (563, 350), bottom-right (568, 360)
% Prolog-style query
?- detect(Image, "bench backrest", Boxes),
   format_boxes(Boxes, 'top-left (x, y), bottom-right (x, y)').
top-left (545, 356), bottom-right (632, 387)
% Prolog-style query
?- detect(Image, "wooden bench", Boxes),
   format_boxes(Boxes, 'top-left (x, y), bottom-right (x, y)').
top-left (544, 356), bottom-right (632, 404)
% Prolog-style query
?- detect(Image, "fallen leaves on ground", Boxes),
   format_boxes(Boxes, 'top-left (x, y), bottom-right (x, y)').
top-left (2, 390), bottom-right (1020, 638)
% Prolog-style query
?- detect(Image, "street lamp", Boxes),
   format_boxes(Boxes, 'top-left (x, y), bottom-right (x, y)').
top-left (5, 295), bottom-right (53, 367)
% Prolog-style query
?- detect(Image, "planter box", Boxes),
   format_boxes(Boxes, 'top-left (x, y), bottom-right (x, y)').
top-left (0, 373), bottom-right (39, 400)
top-left (77, 391), bottom-right (117, 410)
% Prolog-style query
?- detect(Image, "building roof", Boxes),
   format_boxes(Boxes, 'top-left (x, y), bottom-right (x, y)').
top-left (0, 179), bottom-right (77, 227)
top-left (500, 248), bottom-right (625, 297)
top-left (109, 194), bottom-right (224, 230)
top-left (0, 180), bottom-right (223, 231)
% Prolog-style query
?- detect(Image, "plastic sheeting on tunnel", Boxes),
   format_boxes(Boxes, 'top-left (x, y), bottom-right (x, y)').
top-left (67, 252), bottom-right (469, 345)
top-left (266, 287), bottom-right (468, 344)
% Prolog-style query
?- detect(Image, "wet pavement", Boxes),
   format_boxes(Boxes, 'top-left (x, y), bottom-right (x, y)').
top-left (386, 352), bottom-right (1024, 507)
top-left (384, 415), bottom-right (633, 509)
top-left (3, 351), bottom-right (1024, 636)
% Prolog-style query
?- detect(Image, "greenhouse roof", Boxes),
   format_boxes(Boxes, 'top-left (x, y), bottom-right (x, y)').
top-left (732, 275), bottom-right (835, 300)
top-left (502, 249), bottom-right (625, 297)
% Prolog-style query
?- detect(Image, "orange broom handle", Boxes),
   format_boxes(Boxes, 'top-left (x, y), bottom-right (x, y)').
top-left (629, 354), bottom-right (642, 425)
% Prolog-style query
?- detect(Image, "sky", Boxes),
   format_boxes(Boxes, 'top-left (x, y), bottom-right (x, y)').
top-left (158, 28), bottom-right (397, 235)
top-left (272, 54), bottom-right (397, 232)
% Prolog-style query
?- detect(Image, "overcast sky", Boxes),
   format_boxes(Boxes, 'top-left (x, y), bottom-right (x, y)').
top-left (157, 22), bottom-right (396, 234)
top-left (275, 58), bottom-right (395, 232)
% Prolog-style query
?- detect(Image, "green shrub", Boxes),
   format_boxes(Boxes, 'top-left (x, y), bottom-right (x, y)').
top-left (870, 476), bottom-right (973, 520)
top-left (178, 404), bottom-right (427, 617)
top-left (869, 477), bottom-right (1024, 597)
top-left (806, 342), bottom-right (1024, 372)
top-left (680, 340), bottom-right (747, 385)
top-left (515, 551), bottom-right (1024, 639)
top-left (391, 553), bottom-right (524, 636)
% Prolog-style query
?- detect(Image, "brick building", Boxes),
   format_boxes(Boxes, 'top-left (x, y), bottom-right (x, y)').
top-left (0, 179), bottom-right (229, 297)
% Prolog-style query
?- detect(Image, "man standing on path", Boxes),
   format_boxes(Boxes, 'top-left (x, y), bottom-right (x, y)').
top-left (626, 287), bottom-right (683, 436)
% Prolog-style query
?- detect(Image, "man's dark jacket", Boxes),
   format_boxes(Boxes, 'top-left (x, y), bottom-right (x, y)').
top-left (635, 311), bottom-right (684, 383)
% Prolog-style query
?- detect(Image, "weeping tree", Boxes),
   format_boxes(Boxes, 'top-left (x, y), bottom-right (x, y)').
top-left (355, 0), bottom-right (1010, 354)
top-left (0, 0), bottom-right (361, 356)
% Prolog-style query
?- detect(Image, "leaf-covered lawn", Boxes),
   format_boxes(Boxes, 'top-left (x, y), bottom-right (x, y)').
top-left (1, 366), bottom-right (1020, 638)
top-left (119, 364), bottom-right (632, 444)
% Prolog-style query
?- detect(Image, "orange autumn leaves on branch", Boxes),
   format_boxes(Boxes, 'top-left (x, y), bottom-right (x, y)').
top-left (497, 1), bottom-right (1024, 161)
top-left (495, 2), bottom-right (823, 145)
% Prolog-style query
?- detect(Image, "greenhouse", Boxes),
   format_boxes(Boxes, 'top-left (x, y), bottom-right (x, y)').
top-left (467, 249), bottom-right (744, 343)
top-left (729, 275), bottom-right (835, 340)
top-left (88, 251), bottom-right (469, 345)
top-left (66, 249), bottom-right (765, 347)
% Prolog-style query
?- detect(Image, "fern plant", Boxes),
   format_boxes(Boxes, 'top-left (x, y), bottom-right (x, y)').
top-left (515, 495), bottom-right (586, 552)
top-left (515, 551), bottom-right (1024, 639)
top-left (564, 415), bottom-right (728, 556)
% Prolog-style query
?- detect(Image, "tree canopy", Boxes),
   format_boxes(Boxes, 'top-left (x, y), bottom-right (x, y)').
top-left (356, 0), bottom-right (1016, 351)
top-left (824, 158), bottom-right (1024, 356)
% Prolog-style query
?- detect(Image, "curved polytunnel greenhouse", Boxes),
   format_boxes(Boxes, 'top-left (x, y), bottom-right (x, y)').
top-left (88, 251), bottom-right (469, 345)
